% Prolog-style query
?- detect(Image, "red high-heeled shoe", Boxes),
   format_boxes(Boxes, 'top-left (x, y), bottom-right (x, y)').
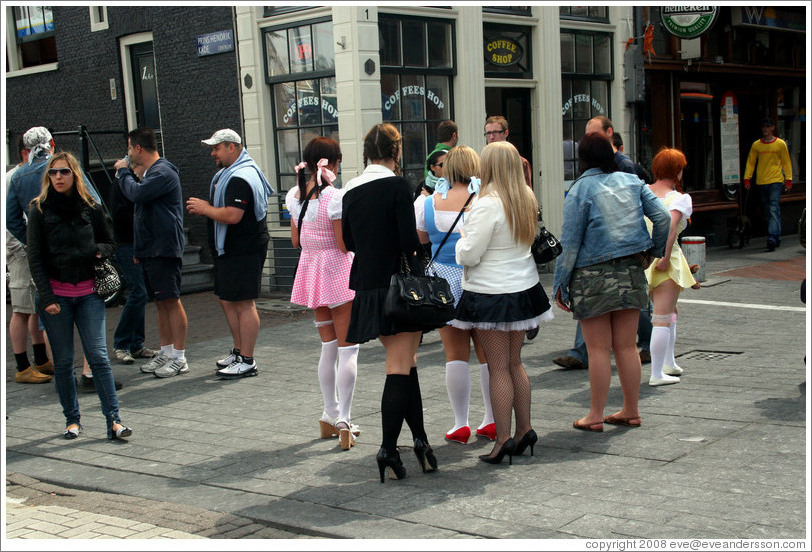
top-left (476, 423), bottom-right (497, 441)
top-left (445, 426), bottom-right (471, 444)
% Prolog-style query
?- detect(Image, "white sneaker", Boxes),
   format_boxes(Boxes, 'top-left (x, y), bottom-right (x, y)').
top-left (140, 354), bottom-right (169, 373)
top-left (115, 349), bottom-right (135, 364)
top-left (663, 364), bottom-right (684, 376)
top-left (217, 358), bottom-right (258, 380)
top-left (649, 374), bottom-right (680, 386)
top-left (154, 358), bottom-right (189, 378)
top-left (216, 349), bottom-right (240, 369)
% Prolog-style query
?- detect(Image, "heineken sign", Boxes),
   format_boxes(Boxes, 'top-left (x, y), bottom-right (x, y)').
top-left (660, 6), bottom-right (718, 39)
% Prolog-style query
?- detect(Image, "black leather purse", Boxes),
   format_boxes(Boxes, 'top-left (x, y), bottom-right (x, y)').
top-left (384, 193), bottom-right (474, 326)
top-left (532, 204), bottom-right (562, 264)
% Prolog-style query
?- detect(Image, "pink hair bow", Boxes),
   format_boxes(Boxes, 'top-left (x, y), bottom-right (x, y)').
top-left (294, 161), bottom-right (307, 173)
top-left (316, 158), bottom-right (336, 187)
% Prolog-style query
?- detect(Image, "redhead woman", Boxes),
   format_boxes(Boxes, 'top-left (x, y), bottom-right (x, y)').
top-left (286, 137), bottom-right (360, 450)
top-left (27, 152), bottom-right (132, 441)
top-left (455, 141), bottom-right (554, 465)
top-left (414, 146), bottom-right (495, 444)
top-left (553, 133), bottom-right (669, 432)
top-left (645, 148), bottom-right (696, 387)
top-left (342, 123), bottom-right (440, 482)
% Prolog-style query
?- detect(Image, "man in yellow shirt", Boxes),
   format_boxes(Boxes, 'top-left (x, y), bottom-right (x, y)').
top-left (743, 117), bottom-right (793, 251)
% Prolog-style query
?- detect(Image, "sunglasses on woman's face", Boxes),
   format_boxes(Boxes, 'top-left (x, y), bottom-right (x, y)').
top-left (48, 168), bottom-right (73, 177)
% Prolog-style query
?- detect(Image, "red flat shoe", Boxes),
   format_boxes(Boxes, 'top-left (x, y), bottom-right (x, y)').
top-left (603, 415), bottom-right (642, 427)
top-left (573, 420), bottom-right (604, 432)
top-left (475, 423), bottom-right (497, 441)
top-left (445, 426), bottom-right (471, 444)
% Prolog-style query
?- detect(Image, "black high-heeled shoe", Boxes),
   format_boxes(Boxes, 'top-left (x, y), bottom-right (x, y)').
top-left (413, 438), bottom-right (438, 473)
top-left (479, 437), bottom-right (516, 465)
top-left (376, 447), bottom-right (407, 483)
top-left (513, 429), bottom-right (538, 456)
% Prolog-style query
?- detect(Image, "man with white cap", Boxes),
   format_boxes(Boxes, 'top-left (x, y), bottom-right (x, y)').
top-left (187, 129), bottom-right (273, 380)
top-left (114, 127), bottom-right (189, 378)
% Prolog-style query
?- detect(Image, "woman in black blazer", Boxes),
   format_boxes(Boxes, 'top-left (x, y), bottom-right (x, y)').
top-left (342, 123), bottom-right (438, 483)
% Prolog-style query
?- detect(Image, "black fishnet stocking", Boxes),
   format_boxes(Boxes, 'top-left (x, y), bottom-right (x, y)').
top-left (474, 329), bottom-right (531, 455)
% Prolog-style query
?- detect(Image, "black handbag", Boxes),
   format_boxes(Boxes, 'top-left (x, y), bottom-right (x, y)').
top-left (384, 193), bottom-right (474, 326)
top-left (94, 259), bottom-right (121, 298)
top-left (532, 224), bottom-right (562, 264)
top-left (532, 203), bottom-right (562, 264)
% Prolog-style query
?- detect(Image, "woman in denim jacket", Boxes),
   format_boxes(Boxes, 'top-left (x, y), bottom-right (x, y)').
top-left (553, 133), bottom-right (670, 432)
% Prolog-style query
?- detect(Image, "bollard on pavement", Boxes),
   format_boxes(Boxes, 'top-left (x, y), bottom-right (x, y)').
top-left (681, 235), bottom-right (706, 282)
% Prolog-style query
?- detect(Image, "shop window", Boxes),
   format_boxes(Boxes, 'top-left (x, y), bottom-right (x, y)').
top-left (559, 6), bottom-right (608, 22)
top-left (264, 18), bottom-right (338, 215)
top-left (379, 15), bottom-right (455, 187)
top-left (7, 6), bottom-right (57, 71)
top-left (483, 24), bottom-right (531, 79)
top-left (560, 31), bottom-right (613, 182)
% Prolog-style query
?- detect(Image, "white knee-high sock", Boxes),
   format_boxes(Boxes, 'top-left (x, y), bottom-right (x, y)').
top-left (666, 315), bottom-right (680, 368)
top-left (650, 326), bottom-right (671, 379)
top-left (336, 344), bottom-right (359, 423)
top-left (318, 340), bottom-right (339, 418)
top-left (445, 360), bottom-right (470, 432)
top-left (478, 363), bottom-right (495, 429)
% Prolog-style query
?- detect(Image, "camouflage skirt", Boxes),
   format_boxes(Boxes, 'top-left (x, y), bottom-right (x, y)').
top-left (569, 256), bottom-right (649, 320)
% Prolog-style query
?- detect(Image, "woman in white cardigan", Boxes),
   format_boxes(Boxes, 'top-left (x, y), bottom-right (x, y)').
top-left (454, 141), bottom-right (553, 465)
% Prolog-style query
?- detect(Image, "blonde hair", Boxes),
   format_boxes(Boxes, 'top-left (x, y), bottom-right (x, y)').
top-left (443, 146), bottom-right (480, 187)
top-left (32, 151), bottom-right (97, 212)
top-left (479, 142), bottom-right (537, 245)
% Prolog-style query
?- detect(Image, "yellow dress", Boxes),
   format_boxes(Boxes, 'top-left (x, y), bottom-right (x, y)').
top-left (645, 190), bottom-right (697, 291)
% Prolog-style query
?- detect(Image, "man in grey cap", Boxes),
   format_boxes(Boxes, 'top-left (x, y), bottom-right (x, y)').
top-left (186, 129), bottom-right (273, 380)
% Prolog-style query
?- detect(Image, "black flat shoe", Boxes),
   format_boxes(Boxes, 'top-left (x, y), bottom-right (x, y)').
top-left (108, 425), bottom-right (132, 441)
top-left (479, 437), bottom-right (516, 465)
top-left (413, 438), bottom-right (438, 473)
top-left (376, 447), bottom-right (407, 483)
top-left (513, 429), bottom-right (538, 456)
top-left (63, 424), bottom-right (81, 440)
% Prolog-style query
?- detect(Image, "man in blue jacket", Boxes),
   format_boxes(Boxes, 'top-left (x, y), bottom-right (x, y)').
top-left (114, 128), bottom-right (189, 378)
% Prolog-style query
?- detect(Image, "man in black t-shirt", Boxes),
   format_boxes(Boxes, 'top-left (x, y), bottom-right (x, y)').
top-left (187, 129), bottom-right (273, 380)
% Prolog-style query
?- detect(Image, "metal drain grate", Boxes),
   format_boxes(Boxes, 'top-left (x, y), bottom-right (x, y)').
top-left (676, 350), bottom-right (743, 362)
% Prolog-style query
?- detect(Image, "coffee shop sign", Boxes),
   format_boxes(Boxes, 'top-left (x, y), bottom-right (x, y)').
top-left (282, 96), bottom-right (338, 124)
top-left (384, 86), bottom-right (445, 111)
top-left (561, 94), bottom-right (605, 116)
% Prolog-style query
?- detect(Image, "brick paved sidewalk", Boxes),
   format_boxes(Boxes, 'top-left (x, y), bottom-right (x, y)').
top-left (5, 472), bottom-right (315, 539)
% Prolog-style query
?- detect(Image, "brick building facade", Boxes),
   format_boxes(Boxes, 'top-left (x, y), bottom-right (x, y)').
top-left (5, 6), bottom-right (242, 262)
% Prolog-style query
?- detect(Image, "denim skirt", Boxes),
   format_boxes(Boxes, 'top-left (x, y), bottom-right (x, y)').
top-left (569, 256), bottom-right (648, 320)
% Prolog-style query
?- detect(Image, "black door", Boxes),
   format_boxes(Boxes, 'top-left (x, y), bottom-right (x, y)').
top-left (130, 42), bottom-right (163, 151)
top-left (485, 87), bottom-right (532, 165)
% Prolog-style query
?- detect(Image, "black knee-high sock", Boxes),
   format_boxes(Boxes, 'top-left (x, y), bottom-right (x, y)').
top-left (404, 366), bottom-right (428, 443)
top-left (381, 374), bottom-right (410, 452)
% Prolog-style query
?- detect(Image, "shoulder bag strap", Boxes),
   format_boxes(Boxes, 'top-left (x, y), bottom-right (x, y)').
top-left (426, 192), bottom-right (474, 271)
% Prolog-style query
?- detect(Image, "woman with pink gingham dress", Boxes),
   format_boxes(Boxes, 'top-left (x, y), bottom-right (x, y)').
top-left (286, 137), bottom-right (360, 452)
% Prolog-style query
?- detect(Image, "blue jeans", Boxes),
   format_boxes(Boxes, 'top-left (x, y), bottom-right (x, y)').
top-left (113, 244), bottom-right (148, 351)
top-left (37, 292), bottom-right (122, 437)
top-left (569, 303), bottom-right (652, 363)
top-left (758, 182), bottom-right (783, 242)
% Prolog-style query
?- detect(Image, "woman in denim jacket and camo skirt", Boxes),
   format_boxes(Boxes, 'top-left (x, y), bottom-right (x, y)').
top-left (553, 133), bottom-right (670, 432)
